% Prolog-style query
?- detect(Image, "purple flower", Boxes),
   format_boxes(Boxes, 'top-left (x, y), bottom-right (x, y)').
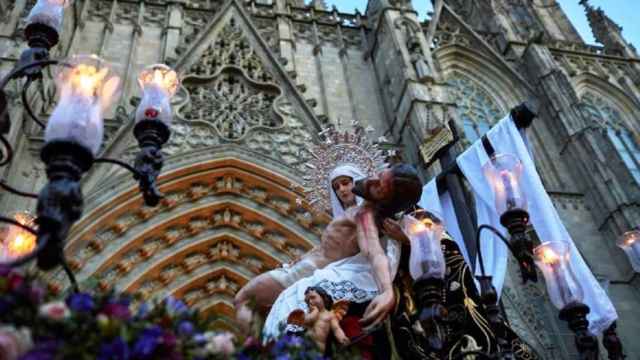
top-left (98, 337), bottom-right (130, 360)
top-left (66, 292), bottom-right (95, 313)
top-left (0, 296), bottom-right (15, 314)
top-left (161, 331), bottom-right (177, 350)
top-left (19, 340), bottom-right (60, 360)
top-left (102, 303), bottom-right (131, 320)
top-left (132, 326), bottom-right (163, 359)
top-left (177, 321), bottom-right (194, 337)
top-left (0, 265), bottom-right (11, 277)
top-left (288, 336), bottom-right (303, 348)
top-left (275, 355), bottom-right (291, 360)
top-left (165, 296), bottom-right (188, 316)
top-left (27, 285), bottom-right (46, 304)
top-left (193, 333), bottom-right (207, 345)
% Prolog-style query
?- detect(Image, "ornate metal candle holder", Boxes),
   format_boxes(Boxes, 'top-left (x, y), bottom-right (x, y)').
top-left (0, 3), bottom-right (179, 293)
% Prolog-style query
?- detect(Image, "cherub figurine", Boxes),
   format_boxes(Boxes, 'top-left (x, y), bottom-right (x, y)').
top-left (287, 286), bottom-right (350, 353)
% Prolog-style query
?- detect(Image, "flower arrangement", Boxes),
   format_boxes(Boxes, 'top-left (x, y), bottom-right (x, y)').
top-left (0, 267), bottom-right (353, 360)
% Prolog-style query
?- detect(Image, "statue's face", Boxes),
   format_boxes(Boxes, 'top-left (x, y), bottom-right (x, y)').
top-left (304, 290), bottom-right (325, 310)
top-left (331, 176), bottom-right (356, 209)
top-left (352, 169), bottom-right (394, 203)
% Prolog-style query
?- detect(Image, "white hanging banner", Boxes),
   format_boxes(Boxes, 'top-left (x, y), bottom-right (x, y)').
top-left (452, 115), bottom-right (617, 335)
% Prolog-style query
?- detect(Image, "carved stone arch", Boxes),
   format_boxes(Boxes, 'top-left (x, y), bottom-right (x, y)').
top-left (44, 158), bottom-right (330, 309)
top-left (436, 46), bottom-right (527, 112)
top-left (574, 74), bottom-right (640, 132)
top-left (436, 46), bottom-right (525, 143)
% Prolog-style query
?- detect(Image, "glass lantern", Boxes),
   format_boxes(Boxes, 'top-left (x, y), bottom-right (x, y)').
top-left (26, 0), bottom-right (73, 34)
top-left (482, 153), bottom-right (527, 215)
top-left (135, 64), bottom-right (179, 126)
top-left (45, 54), bottom-right (121, 156)
top-left (401, 209), bottom-right (446, 280)
top-left (534, 241), bottom-right (584, 310)
top-left (617, 230), bottom-right (640, 272)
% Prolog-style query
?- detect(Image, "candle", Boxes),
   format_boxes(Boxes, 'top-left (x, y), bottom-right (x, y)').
top-left (534, 242), bottom-right (584, 310)
top-left (483, 154), bottom-right (527, 215)
top-left (3, 212), bottom-right (36, 260)
top-left (402, 210), bottom-right (446, 280)
top-left (499, 170), bottom-right (517, 210)
top-left (136, 64), bottom-right (180, 126)
top-left (617, 230), bottom-right (640, 272)
top-left (45, 55), bottom-right (120, 155)
top-left (26, 0), bottom-right (73, 33)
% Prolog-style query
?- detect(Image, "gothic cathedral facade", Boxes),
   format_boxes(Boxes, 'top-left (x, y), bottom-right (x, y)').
top-left (1, 0), bottom-right (639, 358)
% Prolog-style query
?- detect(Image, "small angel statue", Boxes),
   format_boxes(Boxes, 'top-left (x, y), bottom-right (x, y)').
top-left (287, 286), bottom-right (350, 353)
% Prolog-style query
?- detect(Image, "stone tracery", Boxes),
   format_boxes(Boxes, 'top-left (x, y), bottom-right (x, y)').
top-left (180, 70), bottom-right (282, 141)
top-left (448, 74), bottom-right (503, 142)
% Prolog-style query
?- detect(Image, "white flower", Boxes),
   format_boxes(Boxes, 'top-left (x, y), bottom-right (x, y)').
top-left (0, 326), bottom-right (33, 360)
top-left (197, 331), bottom-right (236, 356)
top-left (39, 301), bottom-right (71, 321)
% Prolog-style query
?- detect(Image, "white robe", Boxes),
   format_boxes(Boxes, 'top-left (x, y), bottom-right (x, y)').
top-left (262, 239), bottom-right (400, 339)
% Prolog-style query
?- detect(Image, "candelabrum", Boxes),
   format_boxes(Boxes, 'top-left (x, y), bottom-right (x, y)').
top-left (402, 209), bottom-right (447, 356)
top-left (466, 153), bottom-right (624, 359)
top-left (0, 1), bottom-right (180, 291)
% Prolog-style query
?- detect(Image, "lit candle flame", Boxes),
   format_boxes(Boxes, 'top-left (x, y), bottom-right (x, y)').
top-left (139, 65), bottom-right (179, 96)
top-left (410, 218), bottom-right (434, 235)
top-left (623, 233), bottom-right (638, 247)
top-left (540, 247), bottom-right (560, 264)
top-left (69, 64), bottom-right (110, 98)
top-left (4, 213), bottom-right (36, 259)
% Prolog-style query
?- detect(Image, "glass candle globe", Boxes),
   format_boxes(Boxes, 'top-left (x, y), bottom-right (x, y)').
top-left (401, 209), bottom-right (446, 280)
top-left (2, 212), bottom-right (37, 260)
top-left (534, 241), bottom-right (584, 310)
top-left (45, 54), bottom-right (121, 156)
top-left (617, 230), bottom-right (640, 272)
top-left (135, 64), bottom-right (179, 126)
top-left (26, 0), bottom-right (73, 33)
top-left (483, 153), bottom-right (527, 215)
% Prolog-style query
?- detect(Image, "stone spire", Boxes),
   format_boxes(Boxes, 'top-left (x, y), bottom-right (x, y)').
top-left (309, 0), bottom-right (328, 10)
top-left (580, 0), bottom-right (636, 56)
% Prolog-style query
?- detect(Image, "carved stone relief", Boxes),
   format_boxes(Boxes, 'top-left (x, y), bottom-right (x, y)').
top-left (179, 71), bottom-right (281, 140)
top-left (186, 18), bottom-right (274, 83)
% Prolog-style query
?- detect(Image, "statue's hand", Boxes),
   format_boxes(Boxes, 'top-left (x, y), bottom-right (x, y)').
top-left (336, 333), bottom-right (350, 346)
top-left (360, 290), bottom-right (395, 332)
top-left (382, 218), bottom-right (409, 245)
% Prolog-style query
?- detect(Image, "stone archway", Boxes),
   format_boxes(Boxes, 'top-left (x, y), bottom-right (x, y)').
top-left (45, 158), bottom-right (330, 320)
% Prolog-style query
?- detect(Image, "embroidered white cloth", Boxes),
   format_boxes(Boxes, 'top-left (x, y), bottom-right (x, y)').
top-left (262, 239), bottom-right (400, 339)
top-left (454, 115), bottom-right (617, 334)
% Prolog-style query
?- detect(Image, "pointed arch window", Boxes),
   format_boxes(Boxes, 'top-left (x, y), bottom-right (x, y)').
top-left (582, 93), bottom-right (640, 184)
top-left (449, 75), bottom-right (502, 143)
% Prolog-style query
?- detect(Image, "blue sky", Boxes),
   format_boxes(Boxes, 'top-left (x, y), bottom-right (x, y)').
top-left (327, 1), bottom-right (639, 48)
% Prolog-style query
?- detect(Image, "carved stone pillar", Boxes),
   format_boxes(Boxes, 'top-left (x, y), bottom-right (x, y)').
top-left (366, 1), bottom-right (453, 176)
top-left (163, 1), bottom-right (184, 64)
top-left (522, 44), bottom-right (640, 237)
